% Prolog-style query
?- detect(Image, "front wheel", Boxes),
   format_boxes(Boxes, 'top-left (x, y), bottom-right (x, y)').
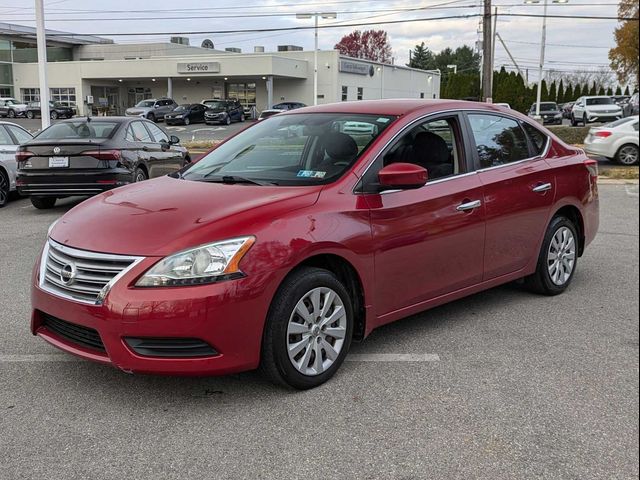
top-left (224, 115), bottom-right (231, 126)
top-left (8, 110), bottom-right (16, 118)
top-left (525, 216), bottom-right (579, 296)
top-left (147, 113), bottom-right (156, 123)
top-left (260, 267), bottom-right (354, 389)
top-left (134, 167), bottom-right (148, 182)
top-left (582, 114), bottom-right (588, 125)
top-left (0, 170), bottom-right (9, 208)
top-left (570, 114), bottom-right (577, 127)
top-left (50, 111), bottom-right (58, 120)
top-left (615, 144), bottom-right (639, 165)
top-left (30, 196), bottom-right (56, 209)
top-left (26, 110), bottom-right (34, 119)
top-left (183, 116), bottom-right (190, 126)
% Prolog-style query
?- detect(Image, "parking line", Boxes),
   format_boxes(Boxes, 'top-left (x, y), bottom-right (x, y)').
top-left (346, 353), bottom-right (440, 362)
top-left (625, 185), bottom-right (639, 197)
top-left (0, 354), bottom-right (80, 363)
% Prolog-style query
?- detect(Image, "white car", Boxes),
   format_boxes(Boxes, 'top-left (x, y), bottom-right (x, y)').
top-left (571, 96), bottom-right (623, 126)
top-left (494, 102), bottom-right (512, 109)
top-left (0, 121), bottom-right (34, 207)
top-left (0, 98), bottom-right (29, 118)
top-left (583, 116), bottom-right (639, 165)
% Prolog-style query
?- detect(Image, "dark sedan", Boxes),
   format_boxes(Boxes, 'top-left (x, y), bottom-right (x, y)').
top-left (16, 117), bottom-right (190, 209)
top-left (204, 100), bottom-right (244, 125)
top-left (528, 102), bottom-right (563, 125)
top-left (26, 101), bottom-right (75, 120)
top-left (165, 103), bottom-right (208, 125)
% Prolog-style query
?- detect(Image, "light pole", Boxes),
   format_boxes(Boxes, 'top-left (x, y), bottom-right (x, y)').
top-left (525, 0), bottom-right (568, 119)
top-left (296, 12), bottom-right (337, 106)
top-left (35, 0), bottom-right (50, 129)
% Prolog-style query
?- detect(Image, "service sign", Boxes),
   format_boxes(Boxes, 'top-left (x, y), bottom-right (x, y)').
top-left (177, 62), bottom-right (221, 74)
top-left (339, 60), bottom-right (374, 76)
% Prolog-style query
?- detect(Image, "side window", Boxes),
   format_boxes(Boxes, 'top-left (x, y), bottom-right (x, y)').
top-left (467, 114), bottom-right (530, 169)
top-left (521, 122), bottom-right (548, 157)
top-left (0, 126), bottom-right (12, 145)
top-left (130, 121), bottom-right (153, 142)
top-left (145, 122), bottom-right (169, 143)
top-left (633, 122), bottom-right (639, 132)
top-left (5, 125), bottom-right (32, 145)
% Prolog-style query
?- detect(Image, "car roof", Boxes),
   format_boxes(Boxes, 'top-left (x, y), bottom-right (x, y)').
top-left (280, 99), bottom-right (527, 117)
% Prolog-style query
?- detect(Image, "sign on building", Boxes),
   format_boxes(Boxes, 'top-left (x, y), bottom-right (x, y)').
top-left (177, 62), bottom-right (221, 74)
top-left (339, 60), bottom-right (374, 76)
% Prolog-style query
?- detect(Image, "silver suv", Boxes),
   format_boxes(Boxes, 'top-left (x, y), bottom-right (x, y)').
top-left (571, 96), bottom-right (623, 126)
top-left (0, 98), bottom-right (28, 118)
top-left (125, 98), bottom-right (177, 122)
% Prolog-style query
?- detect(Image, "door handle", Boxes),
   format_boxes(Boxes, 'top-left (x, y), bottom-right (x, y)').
top-left (532, 182), bottom-right (552, 193)
top-left (456, 200), bottom-right (482, 212)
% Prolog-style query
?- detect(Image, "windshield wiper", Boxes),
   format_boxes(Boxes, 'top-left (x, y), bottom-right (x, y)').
top-left (198, 175), bottom-right (277, 186)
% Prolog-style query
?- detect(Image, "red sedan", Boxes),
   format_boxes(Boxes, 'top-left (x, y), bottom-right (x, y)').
top-left (30, 100), bottom-right (599, 389)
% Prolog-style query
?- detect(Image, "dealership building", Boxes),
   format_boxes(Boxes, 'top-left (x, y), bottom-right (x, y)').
top-left (1, 22), bottom-right (441, 116)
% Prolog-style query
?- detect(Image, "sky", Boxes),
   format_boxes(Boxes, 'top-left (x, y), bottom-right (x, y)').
top-left (0, 0), bottom-right (624, 83)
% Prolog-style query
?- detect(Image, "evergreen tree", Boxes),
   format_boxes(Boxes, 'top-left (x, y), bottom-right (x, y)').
top-left (549, 81), bottom-right (557, 102)
top-left (615, 85), bottom-right (623, 95)
top-left (407, 42), bottom-right (436, 70)
top-left (564, 84), bottom-right (574, 103)
top-left (606, 87), bottom-right (614, 96)
top-left (581, 83), bottom-right (590, 97)
top-left (598, 85), bottom-right (606, 95)
top-left (589, 83), bottom-right (597, 96)
top-left (557, 80), bottom-right (565, 104)
top-left (541, 80), bottom-right (549, 101)
top-left (624, 85), bottom-right (631, 95)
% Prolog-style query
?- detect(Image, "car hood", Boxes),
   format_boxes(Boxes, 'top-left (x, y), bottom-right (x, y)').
top-left (126, 108), bottom-right (148, 114)
top-left (50, 176), bottom-right (322, 256)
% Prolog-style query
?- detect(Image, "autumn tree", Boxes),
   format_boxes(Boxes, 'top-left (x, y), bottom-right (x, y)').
top-left (609, 0), bottom-right (639, 87)
top-left (335, 30), bottom-right (392, 63)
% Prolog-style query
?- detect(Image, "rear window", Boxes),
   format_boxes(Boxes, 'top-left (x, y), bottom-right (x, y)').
top-left (35, 121), bottom-right (119, 140)
top-left (604, 117), bottom-right (636, 128)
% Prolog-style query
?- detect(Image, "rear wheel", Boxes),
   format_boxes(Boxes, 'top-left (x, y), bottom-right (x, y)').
top-left (525, 216), bottom-right (578, 296)
top-left (260, 267), bottom-right (354, 389)
top-left (582, 114), bottom-right (588, 125)
top-left (183, 116), bottom-right (190, 126)
top-left (0, 170), bottom-right (9, 208)
top-left (26, 110), bottom-right (34, 119)
top-left (570, 114), bottom-right (577, 127)
top-left (224, 115), bottom-right (231, 126)
top-left (134, 167), bottom-right (148, 182)
top-left (30, 196), bottom-right (56, 209)
top-left (147, 113), bottom-right (156, 123)
top-left (615, 144), bottom-right (639, 165)
top-left (50, 111), bottom-right (58, 120)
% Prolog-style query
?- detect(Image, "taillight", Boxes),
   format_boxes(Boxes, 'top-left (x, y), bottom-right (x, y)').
top-left (15, 151), bottom-right (35, 161)
top-left (82, 149), bottom-right (121, 160)
top-left (584, 159), bottom-right (598, 178)
top-left (594, 131), bottom-right (612, 138)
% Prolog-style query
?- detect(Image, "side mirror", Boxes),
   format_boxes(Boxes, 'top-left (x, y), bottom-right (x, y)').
top-left (378, 163), bottom-right (428, 190)
top-left (169, 135), bottom-right (180, 144)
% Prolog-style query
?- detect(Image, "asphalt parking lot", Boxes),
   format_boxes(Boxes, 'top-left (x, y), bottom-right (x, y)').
top-left (0, 183), bottom-right (638, 479)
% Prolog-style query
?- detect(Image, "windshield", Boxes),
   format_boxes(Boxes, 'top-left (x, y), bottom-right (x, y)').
top-left (586, 97), bottom-right (614, 106)
top-left (182, 113), bottom-right (396, 186)
top-left (5, 98), bottom-right (20, 105)
top-left (204, 101), bottom-right (225, 109)
top-left (538, 103), bottom-right (558, 111)
top-left (35, 121), bottom-right (120, 140)
top-left (174, 105), bottom-right (189, 111)
top-left (135, 100), bottom-right (155, 108)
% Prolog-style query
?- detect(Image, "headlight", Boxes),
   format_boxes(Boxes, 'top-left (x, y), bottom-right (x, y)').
top-left (175, 115), bottom-right (183, 118)
top-left (136, 236), bottom-right (255, 287)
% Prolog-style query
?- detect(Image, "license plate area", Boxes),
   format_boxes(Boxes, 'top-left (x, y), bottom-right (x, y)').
top-left (49, 156), bottom-right (69, 168)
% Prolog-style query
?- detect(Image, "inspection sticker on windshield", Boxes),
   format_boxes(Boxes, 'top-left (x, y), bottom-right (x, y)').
top-left (297, 170), bottom-right (326, 179)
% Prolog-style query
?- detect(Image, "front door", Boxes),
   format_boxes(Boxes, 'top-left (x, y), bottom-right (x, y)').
top-left (362, 114), bottom-right (486, 317)
top-left (466, 113), bottom-right (555, 280)
top-left (144, 121), bottom-right (183, 175)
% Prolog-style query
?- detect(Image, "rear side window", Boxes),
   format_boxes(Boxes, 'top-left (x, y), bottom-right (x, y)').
top-left (145, 122), bottom-right (169, 143)
top-left (0, 126), bottom-right (12, 145)
top-left (5, 125), bottom-right (32, 144)
top-left (130, 121), bottom-right (153, 142)
top-left (521, 122), bottom-right (547, 156)
top-left (468, 114), bottom-right (530, 168)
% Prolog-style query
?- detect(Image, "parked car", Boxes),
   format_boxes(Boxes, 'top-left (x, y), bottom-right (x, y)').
top-left (29, 99), bottom-right (599, 389)
top-left (125, 98), bottom-right (177, 122)
top-left (571, 96), bottom-right (623, 126)
top-left (493, 102), bottom-right (511, 109)
top-left (16, 117), bottom-right (189, 209)
top-left (165, 103), bottom-right (208, 126)
top-left (258, 109), bottom-right (284, 121)
top-left (611, 95), bottom-right (630, 107)
top-left (528, 102), bottom-right (563, 125)
top-left (0, 121), bottom-right (33, 207)
top-left (624, 92), bottom-right (639, 117)
top-left (0, 97), bottom-right (28, 118)
top-left (583, 116), bottom-right (639, 165)
top-left (560, 102), bottom-right (575, 119)
top-left (271, 102), bottom-right (307, 111)
top-left (25, 101), bottom-right (74, 120)
top-left (204, 100), bottom-right (244, 125)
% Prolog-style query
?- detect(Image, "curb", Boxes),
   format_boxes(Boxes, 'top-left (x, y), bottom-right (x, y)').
top-left (598, 178), bottom-right (639, 185)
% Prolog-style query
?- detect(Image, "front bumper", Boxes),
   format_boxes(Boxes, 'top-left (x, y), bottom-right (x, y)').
top-left (30, 253), bottom-right (268, 376)
top-left (587, 113), bottom-right (622, 123)
top-left (17, 168), bottom-right (132, 196)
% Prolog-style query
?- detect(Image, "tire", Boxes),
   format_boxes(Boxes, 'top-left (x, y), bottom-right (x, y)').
top-left (224, 115), bottom-right (231, 126)
top-left (0, 170), bottom-right (9, 208)
top-left (582, 114), bottom-right (588, 126)
top-left (8, 110), bottom-right (15, 118)
top-left (30, 196), bottom-right (56, 209)
top-left (260, 267), bottom-right (354, 390)
top-left (240, 114), bottom-right (245, 122)
top-left (50, 111), bottom-right (58, 120)
top-left (26, 110), bottom-right (34, 119)
top-left (525, 216), bottom-right (579, 296)
top-left (570, 114), bottom-right (577, 127)
top-left (134, 167), bottom-right (148, 182)
top-left (184, 116), bottom-right (190, 126)
top-left (615, 144), bottom-right (639, 166)
top-left (147, 113), bottom-right (156, 123)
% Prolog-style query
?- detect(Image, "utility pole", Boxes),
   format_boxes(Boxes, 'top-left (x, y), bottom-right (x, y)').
top-left (482, 0), bottom-right (493, 103)
top-left (35, 0), bottom-right (50, 128)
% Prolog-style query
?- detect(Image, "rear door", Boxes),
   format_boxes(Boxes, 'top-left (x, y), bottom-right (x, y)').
top-left (144, 121), bottom-right (183, 175)
top-left (129, 120), bottom-right (159, 177)
top-left (465, 112), bottom-right (555, 280)
top-left (2, 125), bottom-right (34, 191)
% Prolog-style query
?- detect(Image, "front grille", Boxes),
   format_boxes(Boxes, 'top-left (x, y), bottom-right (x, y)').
top-left (42, 313), bottom-right (105, 352)
top-left (41, 239), bottom-right (142, 305)
top-left (124, 337), bottom-right (218, 357)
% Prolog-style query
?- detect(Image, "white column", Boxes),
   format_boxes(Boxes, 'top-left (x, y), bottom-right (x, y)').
top-left (35, 0), bottom-right (50, 128)
top-left (167, 77), bottom-right (173, 99)
top-left (266, 76), bottom-right (273, 109)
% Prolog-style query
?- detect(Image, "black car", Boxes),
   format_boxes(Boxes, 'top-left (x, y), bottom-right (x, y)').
top-left (528, 102), bottom-right (563, 125)
top-left (204, 100), bottom-right (244, 125)
top-left (25, 101), bottom-right (75, 120)
top-left (164, 103), bottom-right (208, 125)
top-left (16, 117), bottom-right (190, 209)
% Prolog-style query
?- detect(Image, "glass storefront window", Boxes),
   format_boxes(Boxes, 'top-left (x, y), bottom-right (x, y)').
top-left (227, 82), bottom-right (256, 109)
top-left (0, 39), bottom-right (11, 63)
top-left (51, 87), bottom-right (77, 106)
top-left (21, 88), bottom-right (40, 103)
top-left (11, 42), bottom-right (72, 63)
top-left (0, 63), bottom-right (13, 86)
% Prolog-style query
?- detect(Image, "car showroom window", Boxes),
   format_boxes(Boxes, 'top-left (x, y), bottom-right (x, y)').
top-left (145, 122), bottom-right (169, 143)
top-left (130, 121), bottom-right (153, 142)
top-left (468, 114), bottom-right (530, 168)
top-left (521, 122), bottom-right (548, 156)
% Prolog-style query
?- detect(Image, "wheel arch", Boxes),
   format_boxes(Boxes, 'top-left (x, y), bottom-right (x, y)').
top-left (552, 204), bottom-right (585, 256)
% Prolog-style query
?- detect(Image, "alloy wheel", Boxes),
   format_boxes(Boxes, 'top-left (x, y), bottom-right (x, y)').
top-left (286, 287), bottom-right (347, 376)
top-left (618, 145), bottom-right (638, 165)
top-left (8, 110), bottom-right (15, 118)
top-left (0, 172), bottom-right (8, 207)
top-left (547, 226), bottom-right (576, 286)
